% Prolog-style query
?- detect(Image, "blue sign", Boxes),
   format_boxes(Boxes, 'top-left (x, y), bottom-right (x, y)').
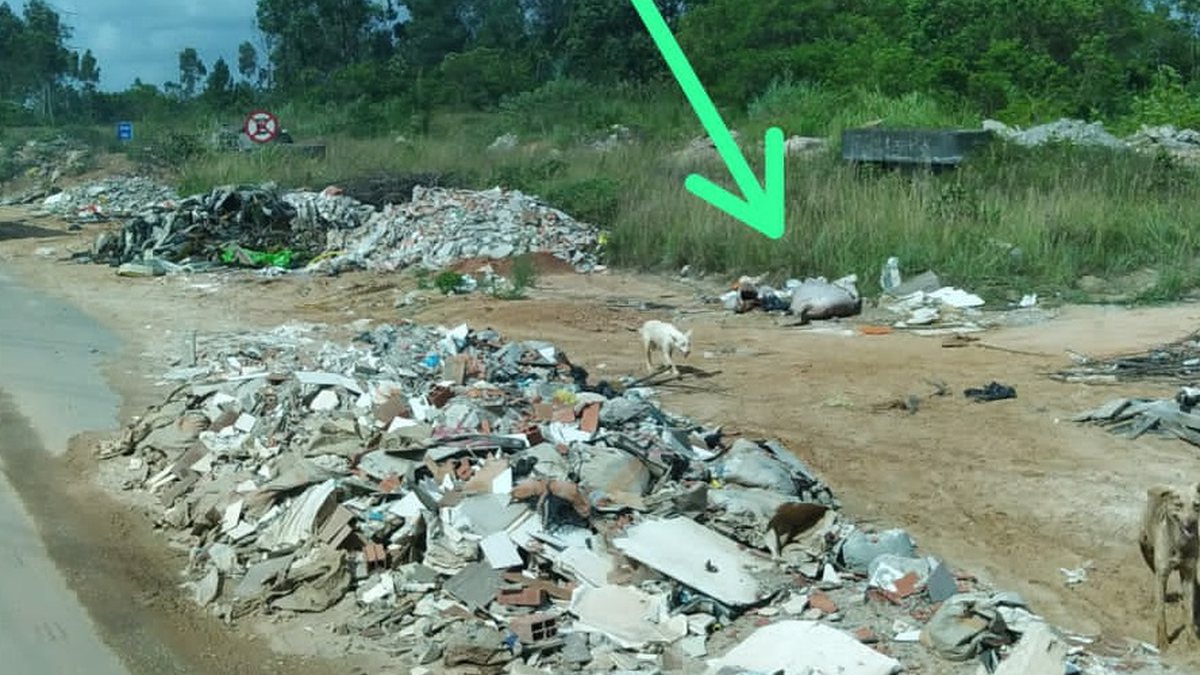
top-left (117, 121), bottom-right (133, 141)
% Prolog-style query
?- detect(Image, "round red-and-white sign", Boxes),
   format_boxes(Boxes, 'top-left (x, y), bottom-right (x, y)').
top-left (243, 109), bottom-right (280, 144)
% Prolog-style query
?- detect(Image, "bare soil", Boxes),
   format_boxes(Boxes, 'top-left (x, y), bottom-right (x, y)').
top-left (4, 204), bottom-right (1200, 671)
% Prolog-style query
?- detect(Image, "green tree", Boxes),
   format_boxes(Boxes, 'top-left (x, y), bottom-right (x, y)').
top-left (21, 0), bottom-right (74, 120)
top-left (400, 0), bottom-right (470, 68)
top-left (204, 57), bottom-right (233, 106)
top-left (178, 47), bottom-right (207, 98)
top-left (0, 3), bottom-right (27, 99)
top-left (255, 0), bottom-right (389, 90)
top-left (237, 41), bottom-right (257, 84)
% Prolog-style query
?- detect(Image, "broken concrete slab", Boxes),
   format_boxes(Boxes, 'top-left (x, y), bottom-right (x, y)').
top-left (612, 517), bottom-right (786, 606)
top-left (703, 620), bottom-right (902, 675)
top-left (569, 584), bottom-right (688, 650)
top-left (993, 621), bottom-right (1068, 675)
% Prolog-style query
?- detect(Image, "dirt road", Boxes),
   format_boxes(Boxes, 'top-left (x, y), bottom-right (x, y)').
top-left (5, 209), bottom-right (1200, 671)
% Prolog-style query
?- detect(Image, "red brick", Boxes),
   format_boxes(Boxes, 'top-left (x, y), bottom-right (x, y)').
top-left (502, 573), bottom-right (576, 600)
top-left (509, 613), bottom-right (557, 643)
top-left (892, 571), bottom-right (923, 598)
top-left (854, 627), bottom-right (879, 644)
top-left (428, 386), bottom-right (454, 408)
top-left (522, 425), bottom-right (544, 445)
top-left (807, 591), bottom-right (838, 614)
top-left (363, 542), bottom-right (388, 569)
top-left (378, 474), bottom-right (402, 494)
top-left (866, 588), bottom-right (900, 606)
top-left (496, 586), bottom-right (546, 607)
top-left (579, 402), bottom-right (601, 433)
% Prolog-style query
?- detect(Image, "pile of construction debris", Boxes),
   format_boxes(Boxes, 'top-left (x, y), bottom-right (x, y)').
top-left (313, 185), bottom-right (599, 275)
top-left (38, 175), bottom-right (179, 222)
top-left (77, 180), bottom-right (599, 276)
top-left (0, 136), bottom-right (90, 187)
top-left (95, 320), bottom-right (1142, 674)
top-left (1074, 386), bottom-right (1200, 447)
top-left (86, 183), bottom-right (335, 271)
top-left (984, 119), bottom-right (1125, 149)
top-left (1052, 330), bottom-right (1200, 384)
top-left (983, 117), bottom-right (1200, 163)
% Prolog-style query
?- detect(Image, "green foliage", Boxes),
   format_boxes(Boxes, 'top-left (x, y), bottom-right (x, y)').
top-left (434, 270), bottom-right (465, 295)
top-left (438, 48), bottom-right (534, 110)
top-left (542, 177), bottom-right (621, 226)
top-left (745, 80), bottom-right (976, 141)
top-left (138, 128), bottom-right (207, 169)
top-left (1123, 65), bottom-right (1200, 132)
top-left (487, 253), bottom-right (538, 300)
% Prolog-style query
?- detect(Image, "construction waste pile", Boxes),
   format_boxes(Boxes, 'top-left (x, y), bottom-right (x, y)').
top-left (983, 118), bottom-right (1200, 162)
top-left (0, 136), bottom-right (90, 190)
top-left (311, 185), bottom-right (599, 275)
top-left (77, 180), bottom-right (599, 277)
top-left (96, 320), bottom-right (1152, 674)
top-left (37, 175), bottom-right (180, 223)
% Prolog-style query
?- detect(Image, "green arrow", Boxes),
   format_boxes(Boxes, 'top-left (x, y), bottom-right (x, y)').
top-left (631, 0), bottom-right (786, 239)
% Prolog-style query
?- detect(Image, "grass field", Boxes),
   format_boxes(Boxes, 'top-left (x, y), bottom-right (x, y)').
top-left (10, 82), bottom-right (1200, 303)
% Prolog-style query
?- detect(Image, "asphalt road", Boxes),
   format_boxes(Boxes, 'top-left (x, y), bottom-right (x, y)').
top-left (0, 267), bottom-right (131, 675)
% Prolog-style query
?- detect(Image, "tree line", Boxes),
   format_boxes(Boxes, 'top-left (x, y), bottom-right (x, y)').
top-left (7, 0), bottom-right (1200, 130)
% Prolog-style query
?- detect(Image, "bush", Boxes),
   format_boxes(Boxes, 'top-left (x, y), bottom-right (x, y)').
top-left (543, 177), bottom-right (621, 226)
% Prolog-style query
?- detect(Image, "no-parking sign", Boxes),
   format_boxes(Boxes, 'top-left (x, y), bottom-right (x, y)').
top-left (243, 109), bottom-right (280, 144)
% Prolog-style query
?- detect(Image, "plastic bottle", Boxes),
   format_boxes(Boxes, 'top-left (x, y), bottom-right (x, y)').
top-left (879, 256), bottom-right (901, 293)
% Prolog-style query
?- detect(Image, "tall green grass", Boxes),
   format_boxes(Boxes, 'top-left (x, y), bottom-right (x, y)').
top-left (142, 81), bottom-right (1200, 302)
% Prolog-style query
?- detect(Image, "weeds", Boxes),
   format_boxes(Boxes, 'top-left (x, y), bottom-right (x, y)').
top-left (489, 253), bottom-right (537, 300)
top-left (50, 78), bottom-right (1200, 303)
top-left (434, 270), bottom-right (465, 295)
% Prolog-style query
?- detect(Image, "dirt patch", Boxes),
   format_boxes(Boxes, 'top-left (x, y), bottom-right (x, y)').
top-left (447, 251), bottom-right (580, 277)
top-left (0, 221), bottom-right (71, 241)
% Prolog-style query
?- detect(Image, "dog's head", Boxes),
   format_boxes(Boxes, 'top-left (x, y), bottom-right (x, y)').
top-left (1163, 484), bottom-right (1200, 539)
top-left (676, 329), bottom-right (693, 357)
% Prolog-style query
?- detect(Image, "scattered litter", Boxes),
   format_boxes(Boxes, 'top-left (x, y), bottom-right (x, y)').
top-left (1053, 331), bottom-right (1200, 384)
top-left (1060, 561), bottom-right (1093, 587)
top-left (1073, 388), bottom-right (1200, 446)
top-left (965, 381), bottom-right (1017, 402)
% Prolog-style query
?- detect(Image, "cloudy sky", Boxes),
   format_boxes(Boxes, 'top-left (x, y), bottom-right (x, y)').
top-left (52, 0), bottom-right (260, 91)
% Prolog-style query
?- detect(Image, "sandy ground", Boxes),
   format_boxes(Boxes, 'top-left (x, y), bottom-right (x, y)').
top-left (6, 204), bottom-right (1200, 672)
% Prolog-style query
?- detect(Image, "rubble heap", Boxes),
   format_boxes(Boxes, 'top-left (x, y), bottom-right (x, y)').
top-left (312, 185), bottom-right (600, 275)
top-left (1125, 124), bottom-right (1200, 160)
top-left (96, 320), bottom-right (1142, 674)
top-left (88, 183), bottom-right (346, 268)
top-left (1074, 386), bottom-right (1200, 447)
top-left (81, 181), bottom-right (599, 275)
top-left (37, 175), bottom-right (179, 223)
top-left (1051, 330), bottom-right (1200, 384)
top-left (0, 136), bottom-right (90, 185)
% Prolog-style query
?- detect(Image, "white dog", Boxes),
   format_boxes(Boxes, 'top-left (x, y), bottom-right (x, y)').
top-left (640, 319), bottom-right (692, 376)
